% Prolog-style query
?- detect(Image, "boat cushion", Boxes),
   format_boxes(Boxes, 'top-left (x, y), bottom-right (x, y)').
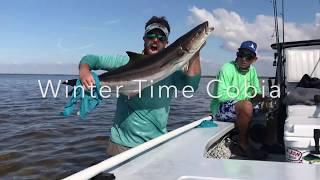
top-left (287, 104), bottom-right (320, 118)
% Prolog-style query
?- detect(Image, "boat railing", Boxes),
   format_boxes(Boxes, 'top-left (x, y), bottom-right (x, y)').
top-left (62, 115), bottom-right (213, 180)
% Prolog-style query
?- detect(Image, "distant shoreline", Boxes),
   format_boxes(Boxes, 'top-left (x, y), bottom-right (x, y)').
top-left (0, 73), bottom-right (78, 76)
top-left (0, 73), bottom-right (274, 79)
top-left (201, 75), bottom-right (274, 79)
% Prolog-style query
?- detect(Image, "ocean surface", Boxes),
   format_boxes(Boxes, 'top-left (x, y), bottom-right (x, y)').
top-left (0, 74), bottom-right (216, 179)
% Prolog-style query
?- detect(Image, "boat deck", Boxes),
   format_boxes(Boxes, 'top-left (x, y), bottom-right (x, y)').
top-left (110, 121), bottom-right (320, 180)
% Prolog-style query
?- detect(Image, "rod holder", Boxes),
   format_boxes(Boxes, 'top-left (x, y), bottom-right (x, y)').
top-left (268, 79), bottom-right (273, 93)
top-left (313, 129), bottom-right (320, 154)
top-left (314, 95), bottom-right (320, 105)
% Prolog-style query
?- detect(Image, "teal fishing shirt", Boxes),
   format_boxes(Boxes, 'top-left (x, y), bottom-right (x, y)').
top-left (80, 54), bottom-right (201, 147)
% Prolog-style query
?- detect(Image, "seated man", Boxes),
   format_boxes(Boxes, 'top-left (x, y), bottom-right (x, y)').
top-left (210, 40), bottom-right (268, 160)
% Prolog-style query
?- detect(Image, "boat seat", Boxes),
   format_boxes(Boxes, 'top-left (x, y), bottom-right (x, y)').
top-left (287, 105), bottom-right (320, 118)
top-left (286, 82), bottom-right (320, 118)
top-left (285, 81), bottom-right (320, 117)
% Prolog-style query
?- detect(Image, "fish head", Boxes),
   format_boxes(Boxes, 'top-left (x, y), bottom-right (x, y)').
top-left (179, 21), bottom-right (214, 54)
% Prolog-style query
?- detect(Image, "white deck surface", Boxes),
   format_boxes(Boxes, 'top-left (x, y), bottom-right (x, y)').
top-left (110, 121), bottom-right (320, 180)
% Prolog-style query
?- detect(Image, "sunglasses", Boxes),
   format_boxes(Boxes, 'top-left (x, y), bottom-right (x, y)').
top-left (237, 52), bottom-right (255, 61)
top-left (145, 33), bottom-right (167, 42)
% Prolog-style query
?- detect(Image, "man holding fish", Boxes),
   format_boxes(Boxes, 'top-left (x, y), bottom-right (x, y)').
top-left (76, 16), bottom-right (212, 156)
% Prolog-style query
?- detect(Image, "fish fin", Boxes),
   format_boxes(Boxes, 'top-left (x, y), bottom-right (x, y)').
top-left (62, 79), bottom-right (77, 86)
top-left (119, 89), bottom-right (140, 98)
top-left (182, 62), bottom-right (189, 72)
top-left (126, 51), bottom-right (146, 62)
top-left (68, 89), bottom-right (74, 96)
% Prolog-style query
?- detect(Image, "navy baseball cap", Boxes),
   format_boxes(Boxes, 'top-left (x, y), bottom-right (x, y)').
top-left (239, 40), bottom-right (257, 55)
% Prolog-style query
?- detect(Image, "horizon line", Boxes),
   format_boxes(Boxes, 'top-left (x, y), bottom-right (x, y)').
top-left (0, 73), bottom-right (274, 79)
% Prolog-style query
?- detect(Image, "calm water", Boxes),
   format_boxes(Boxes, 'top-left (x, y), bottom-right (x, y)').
top-left (0, 74), bottom-right (214, 179)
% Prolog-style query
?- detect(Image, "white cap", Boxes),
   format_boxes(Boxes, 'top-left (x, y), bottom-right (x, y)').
top-left (145, 23), bottom-right (169, 37)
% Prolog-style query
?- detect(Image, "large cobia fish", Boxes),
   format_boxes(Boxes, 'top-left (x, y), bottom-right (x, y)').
top-left (64, 21), bottom-right (214, 96)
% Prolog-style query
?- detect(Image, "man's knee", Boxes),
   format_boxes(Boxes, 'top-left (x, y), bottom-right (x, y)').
top-left (235, 100), bottom-right (253, 115)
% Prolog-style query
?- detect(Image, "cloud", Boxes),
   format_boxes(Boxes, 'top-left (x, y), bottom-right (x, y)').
top-left (315, 13), bottom-right (320, 26)
top-left (188, 7), bottom-right (320, 53)
top-left (258, 55), bottom-right (274, 63)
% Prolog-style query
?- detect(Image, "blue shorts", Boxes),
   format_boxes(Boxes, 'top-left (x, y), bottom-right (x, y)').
top-left (215, 100), bottom-right (238, 122)
top-left (215, 100), bottom-right (262, 122)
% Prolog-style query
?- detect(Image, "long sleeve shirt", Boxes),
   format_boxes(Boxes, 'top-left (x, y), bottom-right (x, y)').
top-left (80, 54), bottom-right (201, 147)
top-left (210, 61), bottom-right (261, 115)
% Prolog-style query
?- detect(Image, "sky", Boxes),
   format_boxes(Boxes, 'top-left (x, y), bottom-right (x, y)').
top-left (0, 0), bottom-right (319, 76)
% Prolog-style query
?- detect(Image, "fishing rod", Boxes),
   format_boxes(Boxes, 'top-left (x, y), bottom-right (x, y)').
top-left (280, 0), bottom-right (286, 97)
top-left (272, 0), bottom-right (286, 98)
top-left (272, 0), bottom-right (287, 144)
top-left (272, 0), bottom-right (280, 86)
